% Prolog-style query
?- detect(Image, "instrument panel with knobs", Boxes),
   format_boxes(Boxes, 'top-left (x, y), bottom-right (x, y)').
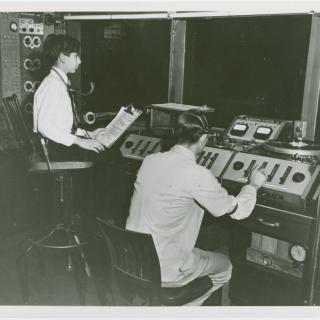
top-left (222, 152), bottom-right (320, 212)
top-left (120, 133), bottom-right (234, 178)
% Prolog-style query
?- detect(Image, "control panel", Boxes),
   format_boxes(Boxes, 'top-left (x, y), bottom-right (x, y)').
top-left (19, 14), bottom-right (44, 116)
top-left (196, 147), bottom-right (234, 178)
top-left (225, 115), bottom-right (291, 143)
top-left (120, 133), bottom-right (162, 161)
top-left (222, 152), bottom-right (320, 212)
top-left (120, 133), bottom-right (234, 178)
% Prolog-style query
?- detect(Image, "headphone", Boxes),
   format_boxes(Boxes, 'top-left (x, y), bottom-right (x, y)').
top-left (184, 112), bottom-right (209, 134)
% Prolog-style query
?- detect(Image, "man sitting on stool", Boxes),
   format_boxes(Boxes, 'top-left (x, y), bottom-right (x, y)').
top-left (126, 109), bottom-right (266, 306)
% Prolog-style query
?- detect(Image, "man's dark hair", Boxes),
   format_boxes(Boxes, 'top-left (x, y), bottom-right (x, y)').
top-left (42, 34), bottom-right (80, 73)
top-left (175, 109), bottom-right (209, 144)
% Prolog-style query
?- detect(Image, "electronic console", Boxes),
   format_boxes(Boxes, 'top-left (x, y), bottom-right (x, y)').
top-left (120, 114), bottom-right (320, 278)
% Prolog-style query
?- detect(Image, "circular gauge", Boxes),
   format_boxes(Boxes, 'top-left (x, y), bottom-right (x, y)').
top-left (290, 244), bottom-right (306, 263)
top-left (10, 22), bottom-right (18, 32)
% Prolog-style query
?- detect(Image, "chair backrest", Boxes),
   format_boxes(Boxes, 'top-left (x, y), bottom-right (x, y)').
top-left (1, 94), bottom-right (35, 153)
top-left (1, 94), bottom-right (54, 172)
top-left (97, 217), bottom-right (162, 306)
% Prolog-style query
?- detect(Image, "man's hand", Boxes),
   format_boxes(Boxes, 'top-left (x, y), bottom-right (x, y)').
top-left (74, 136), bottom-right (106, 153)
top-left (86, 128), bottom-right (106, 140)
top-left (248, 166), bottom-right (267, 189)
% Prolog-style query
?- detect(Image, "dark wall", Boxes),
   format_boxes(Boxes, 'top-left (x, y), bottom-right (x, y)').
top-left (81, 20), bottom-right (171, 113)
top-left (183, 15), bottom-right (312, 128)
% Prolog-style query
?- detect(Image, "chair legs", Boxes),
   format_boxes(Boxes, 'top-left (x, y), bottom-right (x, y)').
top-left (16, 224), bottom-right (90, 305)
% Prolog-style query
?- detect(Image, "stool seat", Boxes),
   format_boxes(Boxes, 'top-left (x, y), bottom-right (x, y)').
top-left (28, 161), bottom-right (93, 172)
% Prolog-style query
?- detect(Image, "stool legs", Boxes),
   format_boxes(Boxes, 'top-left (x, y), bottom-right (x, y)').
top-left (17, 172), bottom-right (92, 305)
top-left (17, 250), bottom-right (30, 304)
top-left (17, 232), bottom-right (89, 305)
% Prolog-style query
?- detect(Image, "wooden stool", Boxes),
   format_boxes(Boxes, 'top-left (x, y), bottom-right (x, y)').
top-left (17, 159), bottom-right (93, 305)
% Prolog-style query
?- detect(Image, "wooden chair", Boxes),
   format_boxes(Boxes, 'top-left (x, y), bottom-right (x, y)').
top-left (2, 94), bottom-right (93, 305)
top-left (97, 217), bottom-right (215, 306)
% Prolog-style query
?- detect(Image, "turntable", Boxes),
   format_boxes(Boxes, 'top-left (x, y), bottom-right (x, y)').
top-left (263, 139), bottom-right (320, 157)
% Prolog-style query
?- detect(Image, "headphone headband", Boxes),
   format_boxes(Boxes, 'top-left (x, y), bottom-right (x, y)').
top-left (184, 112), bottom-right (209, 134)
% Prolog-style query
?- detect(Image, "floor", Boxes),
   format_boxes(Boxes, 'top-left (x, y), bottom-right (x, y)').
top-left (0, 218), bottom-right (232, 307)
top-left (0, 152), bottom-right (126, 307)
top-left (0, 154), bottom-right (230, 307)
top-left (0, 228), bottom-right (110, 306)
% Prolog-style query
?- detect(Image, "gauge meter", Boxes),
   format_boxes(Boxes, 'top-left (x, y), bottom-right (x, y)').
top-left (290, 244), bottom-right (306, 263)
top-left (253, 126), bottom-right (273, 140)
top-left (229, 123), bottom-right (248, 137)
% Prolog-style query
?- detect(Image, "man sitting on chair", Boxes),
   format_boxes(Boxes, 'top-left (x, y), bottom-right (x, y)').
top-left (126, 109), bottom-right (266, 306)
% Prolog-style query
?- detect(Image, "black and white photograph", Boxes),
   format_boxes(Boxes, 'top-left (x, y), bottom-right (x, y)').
top-left (0, 1), bottom-right (320, 319)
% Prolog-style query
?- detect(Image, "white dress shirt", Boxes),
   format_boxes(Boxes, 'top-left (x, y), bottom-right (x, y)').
top-left (126, 145), bottom-right (257, 283)
top-left (33, 67), bottom-right (85, 146)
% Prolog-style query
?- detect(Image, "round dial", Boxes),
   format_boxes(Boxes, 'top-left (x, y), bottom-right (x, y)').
top-left (233, 161), bottom-right (244, 171)
top-left (292, 172), bottom-right (305, 183)
top-left (10, 22), bottom-right (18, 32)
top-left (125, 141), bottom-right (134, 149)
top-left (290, 244), bottom-right (306, 263)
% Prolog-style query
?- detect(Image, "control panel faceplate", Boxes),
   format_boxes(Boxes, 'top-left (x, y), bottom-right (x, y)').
top-left (120, 133), bottom-right (234, 178)
top-left (222, 152), bottom-right (320, 211)
top-left (196, 147), bottom-right (234, 178)
top-left (225, 115), bottom-right (291, 142)
top-left (120, 133), bottom-right (161, 161)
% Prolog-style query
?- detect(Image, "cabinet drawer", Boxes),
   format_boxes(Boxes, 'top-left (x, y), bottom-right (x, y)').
top-left (230, 260), bottom-right (304, 306)
top-left (239, 210), bottom-right (312, 246)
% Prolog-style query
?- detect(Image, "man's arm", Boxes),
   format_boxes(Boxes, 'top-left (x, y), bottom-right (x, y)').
top-left (229, 168), bottom-right (266, 220)
top-left (191, 167), bottom-right (265, 220)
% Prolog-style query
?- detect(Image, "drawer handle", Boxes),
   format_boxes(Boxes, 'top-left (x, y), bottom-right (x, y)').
top-left (257, 218), bottom-right (280, 228)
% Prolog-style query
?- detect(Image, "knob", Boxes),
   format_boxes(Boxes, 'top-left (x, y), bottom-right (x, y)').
top-left (233, 161), bottom-right (244, 171)
top-left (125, 141), bottom-right (134, 149)
top-left (292, 172), bottom-right (305, 183)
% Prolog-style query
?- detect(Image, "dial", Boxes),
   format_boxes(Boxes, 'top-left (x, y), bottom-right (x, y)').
top-left (10, 22), bottom-right (18, 32)
top-left (233, 161), bottom-right (244, 171)
top-left (125, 141), bottom-right (134, 149)
top-left (290, 244), bottom-right (306, 263)
top-left (292, 172), bottom-right (305, 183)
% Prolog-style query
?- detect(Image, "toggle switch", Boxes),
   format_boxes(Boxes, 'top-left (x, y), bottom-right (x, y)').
top-left (148, 141), bottom-right (160, 154)
top-left (267, 164), bottom-right (280, 182)
top-left (139, 141), bottom-right (151, 155)
top-left (279, 166), bottom-right (292, 185)
top-left (201, 152), bottom-right (212, 166)
top-left (131, 139), bottom-right (143, 154)
top-left (207, 153), bottom-right (218, 169)
top-left (244, 160), bottom-right (256, 177)
top-left (260, 161), bottom-right (268, 170)
top-left (196, 151), bottom-right (205, 164)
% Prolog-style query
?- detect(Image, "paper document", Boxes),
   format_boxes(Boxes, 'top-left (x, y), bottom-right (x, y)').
top-left (95, 106), bottom-right (142, 148)
top-left (150, 103), bottom-right (214, 112)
